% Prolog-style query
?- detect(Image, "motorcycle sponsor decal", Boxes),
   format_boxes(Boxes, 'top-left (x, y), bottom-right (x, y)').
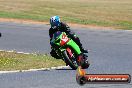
top-left (85, 74), bottom-right (131, 83)
top-left (66, 48), bottom-right (73, 58)
top-left (60, 33), bottom-right (69, 46)
top-left (76, 66), bottom-right (131, 85)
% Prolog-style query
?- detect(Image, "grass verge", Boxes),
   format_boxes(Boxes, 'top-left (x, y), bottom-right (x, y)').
top-left (0, 51), bottom-right (65, 71)
top-left (0, 0), bottom-right (132, 29)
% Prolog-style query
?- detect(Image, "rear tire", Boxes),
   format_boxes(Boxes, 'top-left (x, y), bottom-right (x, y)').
top-left (62, 50), bottom-right (78, 70)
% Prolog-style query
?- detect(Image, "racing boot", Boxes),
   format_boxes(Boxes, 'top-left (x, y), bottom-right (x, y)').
top-left (80, 47), bottom-right (88, 53)
top-left (78, 44), bottom-right (88, 53)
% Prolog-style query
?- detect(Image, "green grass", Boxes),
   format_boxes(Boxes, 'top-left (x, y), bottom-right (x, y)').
top-left (0, 0), bottom-right (132, 29)
top-left (0, 51), bottom-right (65, 71)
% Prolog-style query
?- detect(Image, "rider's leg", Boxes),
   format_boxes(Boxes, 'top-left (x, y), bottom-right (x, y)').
top-left (68, 32), bottom-right (88, 53)
top-left (74, 37), bottom-right (88, 53)
top-left (50, 48), bottom-right (61, 59)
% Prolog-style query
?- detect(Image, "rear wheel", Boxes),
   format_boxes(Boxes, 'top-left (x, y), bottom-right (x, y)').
top-left (62, 50), bottom-right (78, 70)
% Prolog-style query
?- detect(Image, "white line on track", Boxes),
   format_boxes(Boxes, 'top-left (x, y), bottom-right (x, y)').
top-left (0, 50), bottom-right (69, 74)
top-left (0, 66), bottom-right (69, 74)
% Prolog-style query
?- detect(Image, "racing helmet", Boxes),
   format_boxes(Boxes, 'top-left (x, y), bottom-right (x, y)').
top-left (50, 16), bottom-right (60, 27)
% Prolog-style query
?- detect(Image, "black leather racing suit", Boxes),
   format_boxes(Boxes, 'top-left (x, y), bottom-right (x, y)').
top-left (49, 22), bottom-right (85, 58)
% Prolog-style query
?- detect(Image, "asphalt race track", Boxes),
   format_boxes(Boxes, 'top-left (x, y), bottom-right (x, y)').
top-left (0, 22), bottom-right (132, 88)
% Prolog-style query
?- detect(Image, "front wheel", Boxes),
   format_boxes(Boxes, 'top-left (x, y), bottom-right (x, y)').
top-left (62, 50), bottom-right (78, 70)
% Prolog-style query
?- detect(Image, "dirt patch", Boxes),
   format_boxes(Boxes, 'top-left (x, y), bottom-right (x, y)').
top-left (68, 23), bottom-right (114, 30)
top-left (0, 18), bottom-right (114, 30)
top-left (0, 18), bottom-right (49, 25)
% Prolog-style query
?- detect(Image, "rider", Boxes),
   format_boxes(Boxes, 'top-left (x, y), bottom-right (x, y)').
top-left (49, 16), bottom-right (88, 58)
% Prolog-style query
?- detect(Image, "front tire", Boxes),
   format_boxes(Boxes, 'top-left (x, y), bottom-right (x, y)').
top-left (62, 50), bottom-right (78, 70)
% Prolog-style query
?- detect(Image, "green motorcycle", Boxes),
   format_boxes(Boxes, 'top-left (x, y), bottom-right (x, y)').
top-left (50, 31), bottom-right (89, 70)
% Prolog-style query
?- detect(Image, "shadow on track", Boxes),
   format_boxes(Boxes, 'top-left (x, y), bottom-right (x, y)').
top-left (55, 68), bottom-right (73, 71)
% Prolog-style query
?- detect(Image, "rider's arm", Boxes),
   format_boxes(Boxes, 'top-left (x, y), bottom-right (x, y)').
top-left (60, 22), bottom-right (71, 33)
top-left (49, 28), bottom-right (56, 47)
top-left (49, 28), bottom-right (53, 41)
top-left (49, 27), bottom-right (58, 40)
top-left (60, 22), bottom-right (78, 38)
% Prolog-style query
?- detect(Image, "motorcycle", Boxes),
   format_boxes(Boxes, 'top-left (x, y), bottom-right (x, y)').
top-left (50, 31), bottom-right (89, 70)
